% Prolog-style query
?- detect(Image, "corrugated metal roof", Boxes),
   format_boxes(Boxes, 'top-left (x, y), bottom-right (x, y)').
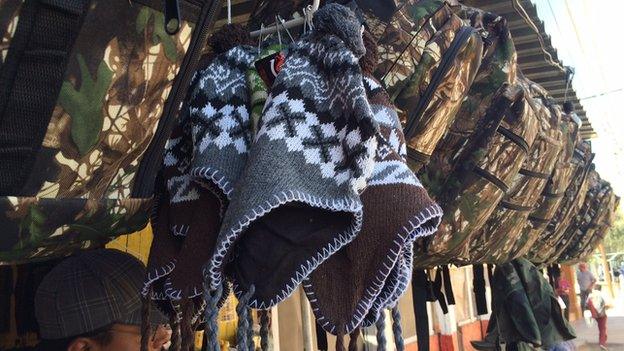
top-left (464, 0), bottom-right (596, 139)
top-left (212, 0), bottom-right (597, 139)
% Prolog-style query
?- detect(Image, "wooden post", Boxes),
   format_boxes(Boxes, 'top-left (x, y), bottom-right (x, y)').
top-left (598, 244), bottom-right (615, 299)
top-left (561, 265), bottom-right (580, 321)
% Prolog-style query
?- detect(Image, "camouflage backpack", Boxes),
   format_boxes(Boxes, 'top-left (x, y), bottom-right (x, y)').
top-left (472, 81), bottom-right (564, 265)
top-left (527, 152), bottom-right (595, 266)
top-left (558, 180), bottom-right (616, 264)
top-left (505, 107), bottom-right (582, 261)
top-left (359, 0), bottom-right (483, 170)
top-left (416, 79), bottom-right (538, 268)
top-left (0, 0), bottom-right (223, 263)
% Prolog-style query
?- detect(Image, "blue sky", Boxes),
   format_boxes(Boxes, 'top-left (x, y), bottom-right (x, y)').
top-left (534, 0), bottom-right (624, 196)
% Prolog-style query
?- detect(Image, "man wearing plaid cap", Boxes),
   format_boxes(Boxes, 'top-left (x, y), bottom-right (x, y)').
top-left (34, 249), bottom-right (170, 351)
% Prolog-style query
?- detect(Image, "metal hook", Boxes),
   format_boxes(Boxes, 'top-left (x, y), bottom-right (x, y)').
top-left (227, 0), bottom-right (232, 24)
top-left (277, 15), bottom-right (295, 42)
top-left (258, 23), bottom-right (264, 52)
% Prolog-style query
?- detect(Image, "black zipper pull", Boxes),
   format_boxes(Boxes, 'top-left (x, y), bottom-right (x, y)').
top-left (164, 0), bottom-right (181, 35)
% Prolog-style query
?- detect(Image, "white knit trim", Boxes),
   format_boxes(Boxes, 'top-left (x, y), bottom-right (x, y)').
top-left (302, 203), bottom-right (443, 335)
top-left (142, 260), bottom-right (176, 298)
top-left (208, 189), bottom-right (363, 307)
top-left (163, 277), bottom-right (204, 301)
top-left (190, 166), bottom-right (235, 199)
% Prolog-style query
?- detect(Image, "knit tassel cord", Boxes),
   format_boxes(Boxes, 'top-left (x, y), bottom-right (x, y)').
top-left (260, 310), bottom-right (270, 351)
top-left (170, 316), bottom-right (182, 351)
top-left (336, 331), bottom-right (346, 351)
top-left (348, 329), bottom-right (360, 351)
top-left (247, 308), bottom-right (255, 351)
top-left (181, 299), bottom-right (195, 351)
top-left (203, 283), bottom-right (223, 351)
top-left (376, 311), bottom-right (386, 351)
top-left (237, 285), bottom-right (255, 351)
top-left (140, 287), bottom-right (152, 351)
top-left (391, 306), bottom-right (405, 351)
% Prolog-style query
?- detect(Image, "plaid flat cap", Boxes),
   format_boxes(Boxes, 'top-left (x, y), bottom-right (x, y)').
top-left (35, 249), bottom-right (167, 340)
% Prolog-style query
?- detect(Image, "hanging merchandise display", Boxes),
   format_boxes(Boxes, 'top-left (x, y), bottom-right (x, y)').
top-left (212, 3), bottom-right (378, 310)
top-left (303, 30), bottom-right (442, 337)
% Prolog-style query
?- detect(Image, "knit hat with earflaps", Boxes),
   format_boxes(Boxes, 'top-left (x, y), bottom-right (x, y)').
top-left (208, 3), bottom-right (377, 309)
top-left (302, 32), bottom-right (443, 334)
top-left (144, 31), bottom-right (258, 317)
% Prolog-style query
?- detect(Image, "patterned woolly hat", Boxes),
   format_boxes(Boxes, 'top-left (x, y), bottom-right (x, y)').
top-left (303, 74), bottom-right (442, 335)
top-left (207, 3), bottom-right (378, 309)
top-left (144, 45), bottom-right (258, 316)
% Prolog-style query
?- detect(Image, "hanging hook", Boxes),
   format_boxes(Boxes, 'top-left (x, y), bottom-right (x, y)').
top-left (228, 0), bottom-right (232, 24)
top-left (258, 23), bottom-right (264, 52)
top-left (277, 15), bottom-right (295, 43)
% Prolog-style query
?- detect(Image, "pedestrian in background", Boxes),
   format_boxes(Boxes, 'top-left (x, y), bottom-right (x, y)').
top-left (557, 275), bottom-right (572, 320)
top-left (587, 284), bottom-right (610, 350)
top-left (577, 262), bottom-right (596, 311)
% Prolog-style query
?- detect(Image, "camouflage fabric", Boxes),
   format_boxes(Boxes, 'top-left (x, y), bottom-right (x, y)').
top-left (0, 0), bottom-right (198, 263)
top-left (415, 82), bottom-right (538, 268)
top-left (505, 109), bottom-right (581, 260)
top-left (0, 196), bottom-right (150, 264)
top-left (558, 181), bottom-right (617, 263)
top-left (527, 147), bottom-right (594, 266)
top-left (474, 82), bottom-right (563, 264)
top-left (421, 6), bottom-right (517, 196)
top-left (0, 0), bottom-right (22, 71)
top-left (364, 1), bottom-right (483, 169)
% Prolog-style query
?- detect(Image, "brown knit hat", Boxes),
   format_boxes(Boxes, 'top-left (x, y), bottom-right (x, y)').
top-left (302, 34), bottom-right (442, 334)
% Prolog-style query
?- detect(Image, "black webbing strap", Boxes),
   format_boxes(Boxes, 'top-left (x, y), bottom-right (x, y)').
top-left (315, 320), bottom-right (328, 351)
top-left (432, 268), bottom-right (448, 314)
top-left (441, 265), bottom-right (456, 306)
top-left (412, 269), bottom-right (430, 351)
top-left (473, 264), bottom-right (488, 315)
top-left (0, 0), bottom-right (89, 195)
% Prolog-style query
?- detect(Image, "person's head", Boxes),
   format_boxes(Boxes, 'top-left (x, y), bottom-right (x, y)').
top-left (594, 283), bottom-right (602, 291)
top-left (579, 262), bottom-right (588, 271)
top-left (35, 249), bottom-right (170, 351)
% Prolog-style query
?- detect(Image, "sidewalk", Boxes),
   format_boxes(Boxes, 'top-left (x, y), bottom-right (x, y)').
top-left (573, 286), bottom-right (624, 351)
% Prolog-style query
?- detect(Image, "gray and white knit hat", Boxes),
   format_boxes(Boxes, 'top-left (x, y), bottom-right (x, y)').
top-left (302, 72), bottom-right (442, 334)
top-left (144, 45), bottom-right (258, 315)
top-left (207, 3), bottom-right (377, 309)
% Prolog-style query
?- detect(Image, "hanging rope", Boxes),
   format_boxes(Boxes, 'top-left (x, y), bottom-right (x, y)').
top-left (170, 315), bottom-right (182, 351)
top-left (391, 306), bottom-right (405, 351)
top-left (247, 307), bottom-right (255, 351)
top-left (336, 331), bottom-right (346, 351)
top-left (259, 310), bottom-right (270, 351)
top-left (203, 282), bottom-right (223, 351)
top-left (140, 286), bottom-right (152, 351)
top-left (375, 310), bottom-right (387, 351)
top-left (348, 328), bottom-right (359, 351)
top-left (181, 299), bottom-right (195, 351)
top-left (237, 285), bottom-right (256, 351)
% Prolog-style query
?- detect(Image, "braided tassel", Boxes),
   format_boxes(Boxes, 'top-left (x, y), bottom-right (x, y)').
top-left (336, 331), bottom-right (346, 351)
top-left (237, 285), bottom-right (256, 351)
top-left (375, 310), bottom-right (386, 351)
top-left (181, 299), bottom-right (195, 351)
top-left (348, 328), bottom-right (359, 351)
top-left (259, 310), bottom-right (270, 351)
top-left (140, 286), bottom-right (152, 351)
top-left (247, 308), bottom-right (255, 351)
top-left (170, 315), bottom-right (182, 351)
top-left (391, 306), bottom-right (405, 351)
top-left (203, 282), bottom-right (223, 351)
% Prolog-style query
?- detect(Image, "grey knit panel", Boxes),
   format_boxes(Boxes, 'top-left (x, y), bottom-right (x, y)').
top-left (189, 46), bottom-right (258, 197)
